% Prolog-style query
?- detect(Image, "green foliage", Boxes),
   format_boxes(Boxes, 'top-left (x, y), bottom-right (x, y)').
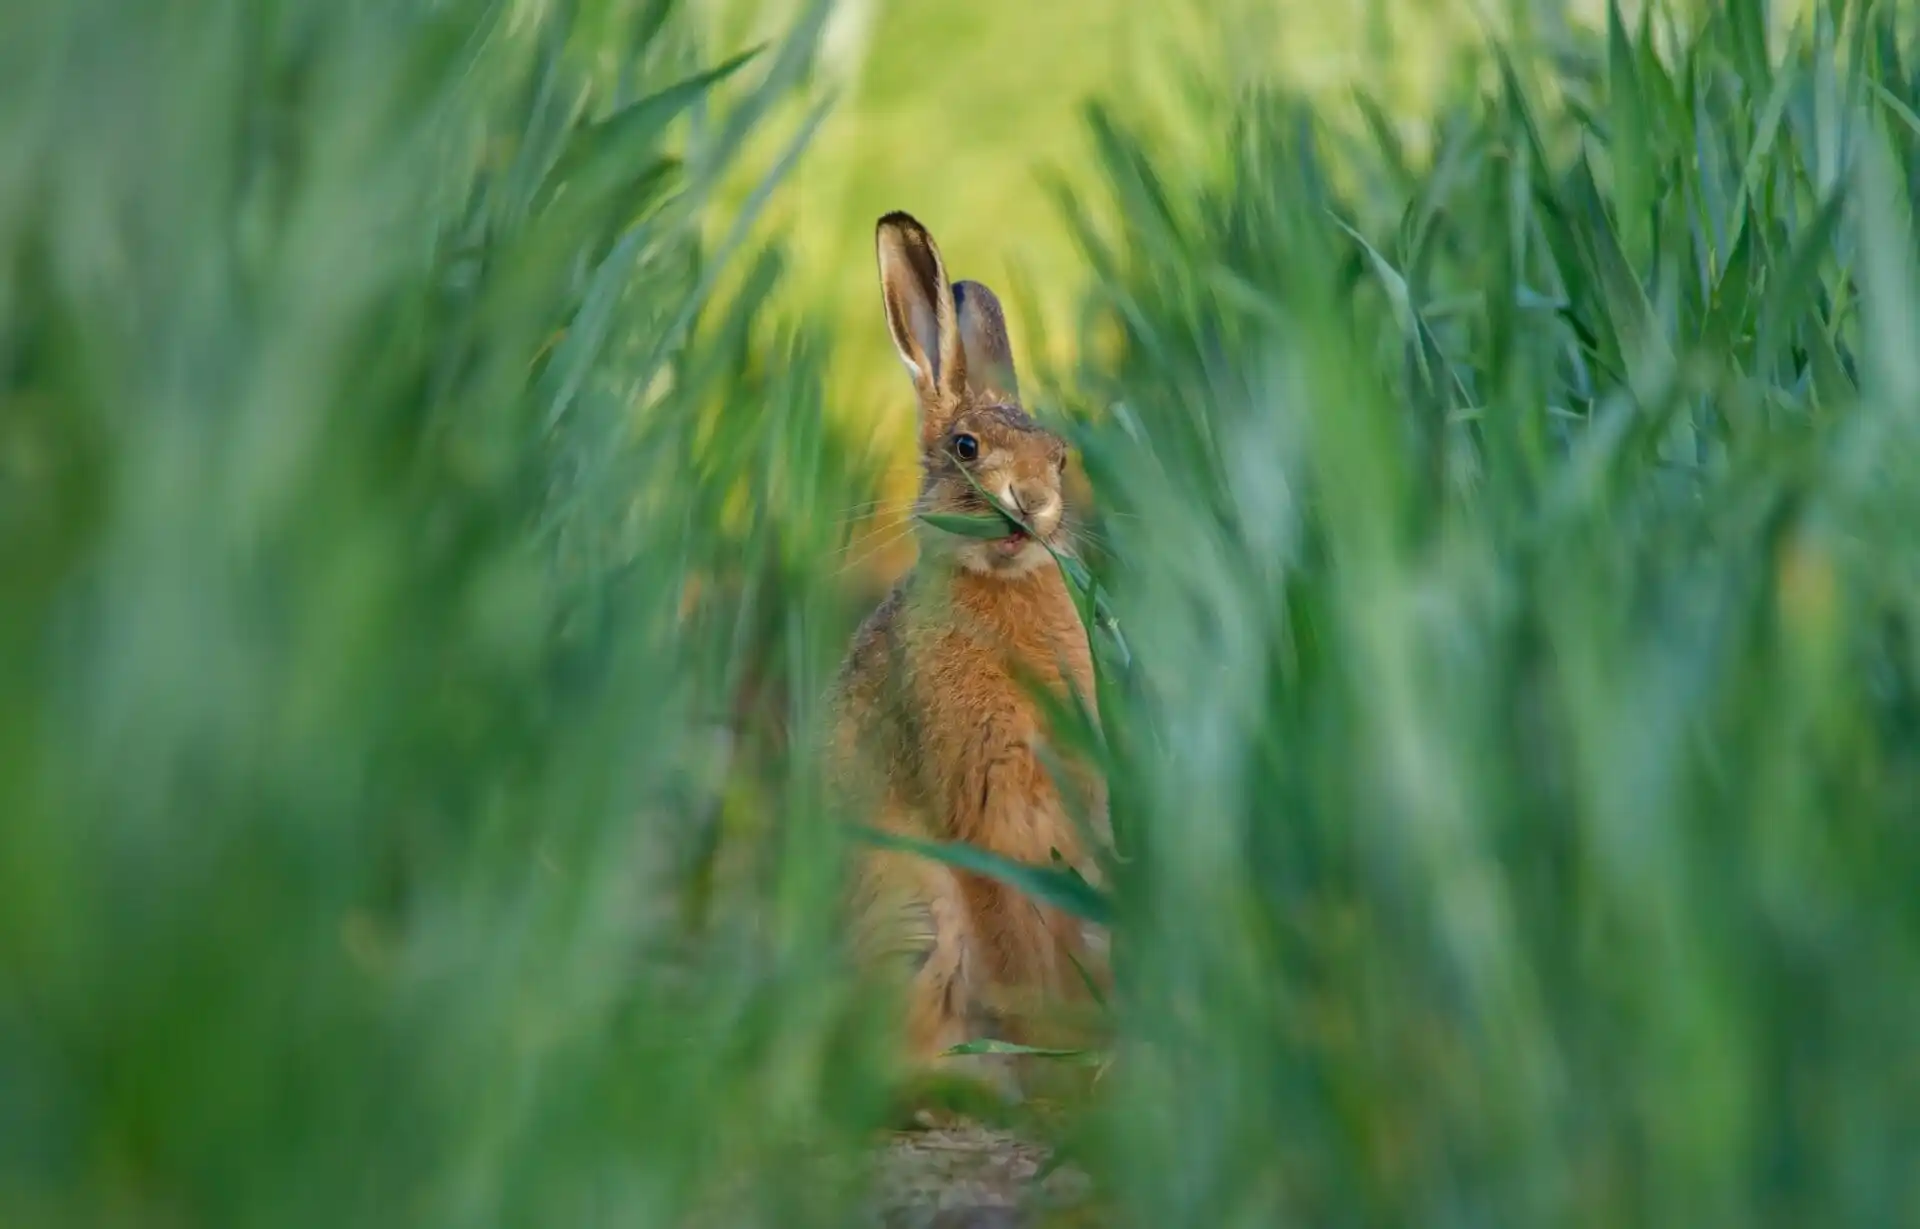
top-left (0, 1), bottom-right (886, 1226)
top-left (1052, 3), bottom-right (1920, 1224)
top-left (856, 828), bottom-right (1112, 929)
top-left (916, 510), bottom-right (1022, 539)
top-left (7, 0), bottom-right (1920, 1226)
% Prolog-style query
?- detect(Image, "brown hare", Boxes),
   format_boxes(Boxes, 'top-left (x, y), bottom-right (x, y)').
top-left (828, 211), bottom-right (1109, 1105)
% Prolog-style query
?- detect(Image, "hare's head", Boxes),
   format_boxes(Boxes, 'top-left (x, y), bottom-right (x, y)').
top-left (875, 211), bottom-right (1070, 579)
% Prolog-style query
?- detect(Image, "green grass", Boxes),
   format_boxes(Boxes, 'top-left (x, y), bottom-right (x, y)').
top-left (1056, 4), bottom-right (1920, 1221)
top-left (1, 1), bottom-right (887, 1224)
top-left (723, 0), bottom-right (1518, 494)
top-left (5, 0), bottom-right (1920, 1226)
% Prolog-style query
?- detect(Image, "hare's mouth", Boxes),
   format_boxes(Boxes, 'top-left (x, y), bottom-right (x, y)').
top-left (987, 527), bottom-right (1030, 558)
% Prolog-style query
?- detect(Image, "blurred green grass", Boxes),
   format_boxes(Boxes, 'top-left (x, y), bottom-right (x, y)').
top-left (6, 0), bottom-right (1920, 1226)
top-left (713, 0), bottom-right (1519, 557)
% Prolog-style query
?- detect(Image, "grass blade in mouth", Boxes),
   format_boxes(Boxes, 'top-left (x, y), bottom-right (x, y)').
top-left (943, 1039), bottom-right (1102, 1063)
top-left (918, 509), bottom-right (1024, 538)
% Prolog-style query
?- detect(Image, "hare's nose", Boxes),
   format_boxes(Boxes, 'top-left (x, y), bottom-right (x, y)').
top-left (1009, 482), bottom-right (1059, 527)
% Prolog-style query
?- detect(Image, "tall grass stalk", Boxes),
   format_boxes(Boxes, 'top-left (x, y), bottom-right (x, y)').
top-left (6, 0), bottom-right (1920, 1226)
top-left (1051, 4), bottom-right (1920, 1224)
top-left (0, 2), bottom-right (888, 1226)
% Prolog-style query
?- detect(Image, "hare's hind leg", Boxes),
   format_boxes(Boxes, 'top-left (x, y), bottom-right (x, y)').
top-left (856, 842), bottom-right (978, 1059)
top-left (853, 832), bottom-right (1020, 1114)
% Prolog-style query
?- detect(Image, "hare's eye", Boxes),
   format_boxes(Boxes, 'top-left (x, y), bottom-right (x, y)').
top-left (951, 433), bottom-right (979, 462)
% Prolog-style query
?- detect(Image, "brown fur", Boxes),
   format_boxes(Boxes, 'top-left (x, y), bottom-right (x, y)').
top-left (828, 213), bottom-right (1109, 1093)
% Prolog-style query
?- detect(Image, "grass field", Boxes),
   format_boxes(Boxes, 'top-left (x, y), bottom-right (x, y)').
top-left (741, 0), bottom-right (1514, 525)
top-left (4, 0), bottom-right (1919, 1226)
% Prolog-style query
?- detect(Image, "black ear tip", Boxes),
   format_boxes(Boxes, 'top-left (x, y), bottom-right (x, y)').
top-left (952, 280), bottom-right (999, 313)
top-left (877, 210), bottom-right (926, 236)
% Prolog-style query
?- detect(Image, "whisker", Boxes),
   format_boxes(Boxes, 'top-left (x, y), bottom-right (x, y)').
top-left (833, 499), bottom-right (907, 525)
top-left (836, 524), bottom-right (918, 577)
top-left (837, 542), bottom-right (909, 580)
top-left (1061, 518), bottom-right (1117, 549)
top-left (833, 521), bottom-right (911, 558)
top-left (1060, 528), bottom-right (1119, 561)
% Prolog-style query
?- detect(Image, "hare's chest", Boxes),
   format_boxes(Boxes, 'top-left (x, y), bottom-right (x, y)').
top-left (893, 581), bottom-right (1095, 820)
top-left (904, 628), bottom-right (1045, 737)
top-left (903, 629), bottom-right (1082, 815)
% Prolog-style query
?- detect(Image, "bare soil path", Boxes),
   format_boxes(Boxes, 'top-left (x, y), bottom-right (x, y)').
top-left (866, 1119), bottom-right (1095, 1228)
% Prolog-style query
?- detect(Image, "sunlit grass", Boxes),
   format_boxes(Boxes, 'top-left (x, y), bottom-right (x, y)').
top-left (722, 0), bottom-right (1526, 499)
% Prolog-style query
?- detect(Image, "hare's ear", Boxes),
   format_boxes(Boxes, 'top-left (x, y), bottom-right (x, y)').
top-left (875, 212), bottom-right (967, 430)
top-left (952, 280), bottom-right (1020, 405)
